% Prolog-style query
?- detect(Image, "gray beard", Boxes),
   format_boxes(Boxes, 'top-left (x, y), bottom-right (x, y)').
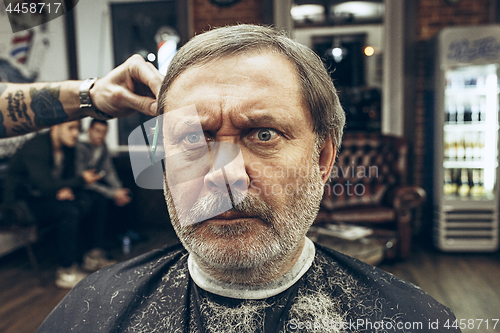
top-left (164, 153), bottom-right (325, 284)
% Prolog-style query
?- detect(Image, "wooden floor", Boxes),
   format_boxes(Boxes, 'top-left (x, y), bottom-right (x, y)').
top-left (379, 243), bottom-right (500, 333)
top-left (1, 229), bottom-right (499, 333)
top-left (0, 225), bottom-right (180, 333)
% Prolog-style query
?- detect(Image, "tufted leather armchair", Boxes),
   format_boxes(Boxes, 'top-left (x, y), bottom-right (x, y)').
top-left (315, 132), bottom-right (426, 259)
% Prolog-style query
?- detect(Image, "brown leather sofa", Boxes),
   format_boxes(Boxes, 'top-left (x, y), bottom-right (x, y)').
top-left (315, 132), bottom-right (426, 259)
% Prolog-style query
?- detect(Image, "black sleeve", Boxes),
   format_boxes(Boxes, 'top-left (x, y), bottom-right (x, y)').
top-left (20, 134), bottom-right (85, 197)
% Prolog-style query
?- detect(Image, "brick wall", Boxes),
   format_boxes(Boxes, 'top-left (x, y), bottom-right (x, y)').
top-left (413, 0), bottom-right (494, 199)
top-left (192, 0), bottom-right (262, 35)
top-left (417, 0), bottom-right (493, 41)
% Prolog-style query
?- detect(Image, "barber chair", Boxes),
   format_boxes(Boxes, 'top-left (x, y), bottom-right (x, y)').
top-left (314, 132), bottom-right (426, 260)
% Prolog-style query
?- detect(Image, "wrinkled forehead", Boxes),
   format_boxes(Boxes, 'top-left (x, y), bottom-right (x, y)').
top-left (160, 53), bottom-right (310, 139)
top-left (159, 49), bottom-right (302, 114)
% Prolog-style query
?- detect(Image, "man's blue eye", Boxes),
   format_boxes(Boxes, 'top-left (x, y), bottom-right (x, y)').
top-left (187, 133), bottom-right (201, 143)
top-left (258, 129), bottom-right (273, 141)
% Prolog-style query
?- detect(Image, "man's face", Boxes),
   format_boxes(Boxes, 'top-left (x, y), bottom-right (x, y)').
top-left (162, 52), bottom-right (333, 279)
top-left (88, 122), bottom-right (108, 147)
top-left (57, 120), bottom-right (80, 147)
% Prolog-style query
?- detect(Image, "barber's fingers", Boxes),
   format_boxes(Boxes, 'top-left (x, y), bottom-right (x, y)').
top-left (126, 54), bottom-right (164, 98)
top-left (91, 54), bottom-right (164, 117)
top-left (101, 54), bottom-right (162, 116)
top-left (118, 88), bottom-right (158, 116)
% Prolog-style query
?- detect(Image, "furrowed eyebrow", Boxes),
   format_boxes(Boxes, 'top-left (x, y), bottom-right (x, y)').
top-left (181, 119), bottom-right (201, 128)
top-left (243, 114), bottom-right (293, 133)
top-left (162, 117), bottom-right (204, 145)
top-left (245, 114), bottom-right (276, 125)
top-left (179, 119), bottom-right (200, 128)
top-left (168, 118), bottom-right (202, 133)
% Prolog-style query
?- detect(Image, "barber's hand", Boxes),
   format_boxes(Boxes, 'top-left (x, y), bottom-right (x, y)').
top-left (89, 54), bottom-right (164, 118)
top-left (114, 188), bottom-right (132, 207)
top-left (82, 169), bottom-right (103, 184)
top-left (56, 188), bottom-right (75, 201)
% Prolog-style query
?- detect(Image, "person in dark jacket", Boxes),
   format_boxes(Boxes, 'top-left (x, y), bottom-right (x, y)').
top-left (76, 119), bottom-right (132, 271)
top-left (5, 120), bottom-right (112, 288)
top-left (76, 119), bottom-right (131, 207)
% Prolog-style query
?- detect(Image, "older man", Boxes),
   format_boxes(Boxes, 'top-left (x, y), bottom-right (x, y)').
top-left (37, 25), bottom-right (460, 333)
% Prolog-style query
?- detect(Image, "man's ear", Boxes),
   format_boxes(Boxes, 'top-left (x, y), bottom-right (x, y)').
top-left (318, 137), bottom-right (336, 184)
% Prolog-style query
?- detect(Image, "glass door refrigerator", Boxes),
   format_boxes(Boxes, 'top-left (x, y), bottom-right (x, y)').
top-left (430, 25), bottom-right (500, 252)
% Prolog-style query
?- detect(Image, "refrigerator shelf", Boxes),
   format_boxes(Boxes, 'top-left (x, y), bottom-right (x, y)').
top-left (443, 123), bottom-right (490, 131)
top-left (445, 87), bottom-right (498, 95)
top-left (443, 160), bottom-right (496, 168)
top-left (443, 194), bottom-right (496, 202)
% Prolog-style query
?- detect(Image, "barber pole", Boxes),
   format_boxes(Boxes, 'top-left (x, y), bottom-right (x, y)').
top-left (10, 30), bottom-right (34, 64)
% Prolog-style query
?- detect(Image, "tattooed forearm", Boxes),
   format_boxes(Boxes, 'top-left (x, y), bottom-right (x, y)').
top-left (0, 80), bottom-right (94, 138)
top-left (30, 85), bottom-right (68, 127)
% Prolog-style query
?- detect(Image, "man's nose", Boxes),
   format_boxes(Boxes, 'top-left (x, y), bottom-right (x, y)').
top-left (203, 142), bottom-right (249, 194)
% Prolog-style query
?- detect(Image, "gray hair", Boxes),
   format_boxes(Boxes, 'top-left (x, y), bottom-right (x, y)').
top-left (157, 24), bottom-right (345, 150)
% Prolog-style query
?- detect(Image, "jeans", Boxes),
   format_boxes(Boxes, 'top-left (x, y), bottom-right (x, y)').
top-left (28, 190), bottom-right (107, 268)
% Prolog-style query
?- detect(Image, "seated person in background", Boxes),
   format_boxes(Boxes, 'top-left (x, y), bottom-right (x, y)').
top-left (77, 119), bottom-right (131, 207)
top-left (5, 120), bottom-right (115, 289)
top-left (36, 25), bottom-right (461, 332)
top-left (76, 119), bottom-right (133, 260)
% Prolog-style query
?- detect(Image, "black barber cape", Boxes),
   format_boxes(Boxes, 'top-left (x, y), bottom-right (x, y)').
top-left (37, 240), bottom-right (461, 333)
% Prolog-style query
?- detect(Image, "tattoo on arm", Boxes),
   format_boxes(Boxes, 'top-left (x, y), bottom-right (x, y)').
top-left (6, 90), bottom-right (32, 127)
top-left (30, 85), bottom-right (68, 127)
top-left (2, 89), bottom-right (33, 136)
top-left (0, 84), bottom-right (70, 137)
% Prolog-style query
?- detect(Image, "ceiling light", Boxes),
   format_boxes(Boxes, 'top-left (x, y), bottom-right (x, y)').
top-left (364, 46), bottom-right (375, 56)
top-left (147, 53), bottom-right (156, 62)
top-left (331, 1), bottom-right (384, 22)
top-left (291, 4), bottom-right (325, 22)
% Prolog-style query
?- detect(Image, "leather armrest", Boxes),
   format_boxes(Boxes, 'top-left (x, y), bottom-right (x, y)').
top-left (384, 186), bottom-right (425, 259)
top-left (385, 185), bottom-right (426, 211)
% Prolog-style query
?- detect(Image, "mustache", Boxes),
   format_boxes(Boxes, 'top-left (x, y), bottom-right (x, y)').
top-left (188, 190), bottom-right (274, 225)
